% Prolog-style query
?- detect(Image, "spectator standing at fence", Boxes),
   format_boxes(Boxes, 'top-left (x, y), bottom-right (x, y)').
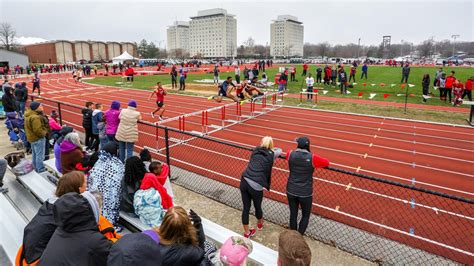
top-left (422, 74), bottom-right (430, 103)
top-left (88, 141), bottom-right (125, 228)
top-left (91, 103), bottom-right (104, 152)
top-left (1, 86), bottom-right (17, 112)
top-left (82, 101), bottom-right (94, 149)
top-left (462, 76), bottom-right (473, 101)
top-left (19, 171), bottom-right (87, 265)
top-left (445, 71), bottom-right (456, 103)
top-left (25, 101), bottom-right (47, 173)
top-left (158, 207), bottom-right (207, 265)
top-left (38, 192), bottom-right (112, 266)
top-left (240, 136), bottom-right (281, 238)
top-left (60, 132), bottom-right (84, 174)
top-left (401, 64), bottom-right (410, 83)
top-left (105, 100), bottom-right (121, 141)
top-left (284, 137), bottom-right (329, 235)
top-left (15, 82), bottom-right (28, 115)
top-left (305, 74), bottom-right (315, 101)
top-left (361, 63), bottom-right (368, 80)
top-left (170, 67), bottom-right (178, 89)
top-left (116, 100), bottom-right (141, 162)
top-left (120, 156), bottom-right (147, 214)
top-left (316, 66), bottom-right (322, 84)
top-left (278, 230), bottom-right (312, 266)
top-left (235, 66), bottom-right (241, 84)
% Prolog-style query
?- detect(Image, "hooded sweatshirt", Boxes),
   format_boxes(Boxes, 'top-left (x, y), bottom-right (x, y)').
top-left (60, 140), bottom-right (83, 174)
top-left (38, 193), bottom-right (112, 266)
top-left (1, 87), bottom-right (17, 112)
top-left (24, 109), bottom-right (47, 143)
top-left (92, 109), bottom-right (104, 135)
top-left (107, 232), bottom-right (162, 266)
top-left (105, 108), bottom-right (120, 135)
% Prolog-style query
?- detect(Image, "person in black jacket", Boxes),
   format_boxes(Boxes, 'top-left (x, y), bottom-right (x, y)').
top-left (422, 74), bottom-right (431, 102)
top-left (284, 137), bottom-right (329, 235)
top-left (401, 63), bottom-right (410, 83)
top-left (19, 171), bottom-right (87, 265)
top-left (38, 191), bottom-right (112, 266)
top-left (120, 156), bottom-right (147, 214)
top-left (14, 82), bottom-right (28, 115)
top-left (107, 230), bottom-right (162, 265)
top-left (1, 86), bottom-right (17, 113)
top-left (240, 136), bottom-right (280, 238)
top-left (158, 207), bottom-right (206, 266)
top-left (82, 101), bottom-right (94, 149)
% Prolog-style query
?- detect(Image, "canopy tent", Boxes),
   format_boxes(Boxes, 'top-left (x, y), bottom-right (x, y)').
top-left (112, 51), bottom-right (138, 65)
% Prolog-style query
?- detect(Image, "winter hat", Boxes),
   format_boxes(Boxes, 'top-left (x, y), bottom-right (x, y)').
top-left (128, 100), bottom-right (137, 108)
top-left (296, 136), bottom-right (311, 151)
top-left (29, 101), bottom-right (41, 111)
top-left (219, 236), bottom-right (253, 266)
top-left (50, 110), bottom-right (58, 118)
top-left (102, 141), bottom-right (118, 157)
top-left (59, 126), bottom-right (74, 136)
top-left (81, 191), bottom-right (100, 223)
top-left (111, 100), bottom-right (121, 110)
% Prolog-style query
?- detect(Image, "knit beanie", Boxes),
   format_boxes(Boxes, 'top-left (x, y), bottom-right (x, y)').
top-left (30, 101), bottom-right (41, 111)
top-left (81, 191), bottom-right (100, 223)
top-left (128, 100), bottom-right (137, 108)
top-left (111, 100), bottom-right (121, 110)
top-left (219, 236), bottom-right (253, 266)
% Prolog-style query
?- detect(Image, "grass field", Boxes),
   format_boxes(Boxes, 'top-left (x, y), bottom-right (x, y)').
top-left (89, 65), bottom-right (472, 107)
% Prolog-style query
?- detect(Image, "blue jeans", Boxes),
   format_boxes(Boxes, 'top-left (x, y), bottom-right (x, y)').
top-left (17, 102), bottom-right (26, 115)
top-left (119, 141), bottom-right (134, 162)
top-left (31, 138), bottom-right (46, 172)
top-left (99, 137), bottom-right (108, 150)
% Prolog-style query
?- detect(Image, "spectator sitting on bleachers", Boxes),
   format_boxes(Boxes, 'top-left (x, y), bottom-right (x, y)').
top-left (60, 132), bottom-right (84, 175)
top-left (209, 236), bottom-right (253, 266)
top-left (139, 148), bottom-right (152, 170)
top-left (19, 171), bottom-right (87, 265)
top-left (107, 230), bottom-right (162, 265)
top-left (148, 161), bottom-right (174, 199)
top-left (0, 158), bottom-right (6, 192)
top-left (278, 230), bottom-right (312, 266)
top-left (120, 156), bottom-right (147, 214)
top-left (38, 191), bottom-right (112, 266)
top-left (158, 207), bottom-right (206, 265)
top-left (53, 126), bottom-right (73, 173)
top-left (48, 111), bottom-right (61, 143)
top-left (88, 141), bottom-right (124, 229)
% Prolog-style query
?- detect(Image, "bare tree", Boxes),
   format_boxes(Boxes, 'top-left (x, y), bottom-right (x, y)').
top-left (418, 39), bottom-right (434, 58)
top-left (0, 22), bottom-right (16, 50)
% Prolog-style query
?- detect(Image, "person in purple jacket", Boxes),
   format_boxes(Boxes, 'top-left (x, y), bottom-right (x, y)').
top-left (53, 126), bottom-right (74, 173)
top-left (105, 101), bottom-right (121, 141)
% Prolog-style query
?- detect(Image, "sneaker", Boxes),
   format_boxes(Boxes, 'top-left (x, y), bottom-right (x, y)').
top-left (207, 96), bottom-right (214, 100)
top-left (257, 222), bottom-right (264, 231)
top-left (243, 228), bottom-right (256, 238)
top-left (240, 100), bottom-right (247, 106)
top-left (159, 116), bottom-right (163, 121)
top-left (151, 112), bottom-right (155, 118)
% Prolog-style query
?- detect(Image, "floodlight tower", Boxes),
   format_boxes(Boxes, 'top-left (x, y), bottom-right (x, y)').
top-left (451, 34), bottom-right (460, 56)
top-left (382, 36), bottom-right (391, 58)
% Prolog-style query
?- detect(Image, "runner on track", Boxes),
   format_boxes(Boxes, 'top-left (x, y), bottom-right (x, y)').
top-left (149, 82), bottom-right (167, 120)
top-left (32, 72), bottom-right (41, 95)
top-left (208, 76), bottom-right (240, 103)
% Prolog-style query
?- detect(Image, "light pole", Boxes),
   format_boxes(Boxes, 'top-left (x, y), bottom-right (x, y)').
top-left (451, 34), bottom-right (460, 57)
top-left (357, 38), bottom-right (361, 58)
top-left (400, 39), bottom-right (404, 57)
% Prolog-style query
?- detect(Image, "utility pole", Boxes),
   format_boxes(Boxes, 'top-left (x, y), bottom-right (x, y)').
top-left (357, 38), bottom-right (361, 58)
top-left (400, 39), bottom-right (404, 57)
top-left (451, 34), bottom-right (460, 57)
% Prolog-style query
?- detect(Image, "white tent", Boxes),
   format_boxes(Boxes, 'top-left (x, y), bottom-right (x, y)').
top-left (112, 51), bottom-right (138, 65)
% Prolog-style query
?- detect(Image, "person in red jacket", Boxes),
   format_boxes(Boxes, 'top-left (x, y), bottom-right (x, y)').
top-left (302, 63), bottom-right (308, 76)
top-left (452, 80), bottom-right (464, 106)
top-left (125, 66), bottom-right (135, 82)
top-left (444, 71), bottom-right (456, 103)
top-left (142, 162), bottom-right (173, 209)
top-left (462, 76), bottom-right (473, 101)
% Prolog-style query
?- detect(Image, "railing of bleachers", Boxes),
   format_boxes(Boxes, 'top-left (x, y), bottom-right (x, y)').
top-left (29, 95), bottom-right (474, 265)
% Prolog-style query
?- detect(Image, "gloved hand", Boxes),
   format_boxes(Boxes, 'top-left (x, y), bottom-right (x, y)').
top-left (189, 209), bottom-right (205, 249)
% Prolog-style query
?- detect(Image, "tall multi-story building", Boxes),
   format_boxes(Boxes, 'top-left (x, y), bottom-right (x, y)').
top-left (270, 15), bottom-right (304, 58)
top-left (167, 21), bottom-right (190, 57)
top-left (189, 8), bottom-right (237, 58)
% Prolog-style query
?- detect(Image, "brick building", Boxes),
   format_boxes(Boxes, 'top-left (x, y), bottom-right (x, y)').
top-left (24, 40), bottom-right (137, 64)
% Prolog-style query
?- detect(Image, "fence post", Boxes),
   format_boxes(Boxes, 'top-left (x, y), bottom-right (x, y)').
top-left (164, 127), bottom-right (171, 179)
top-left (57, 102), bottom-right (63, 126)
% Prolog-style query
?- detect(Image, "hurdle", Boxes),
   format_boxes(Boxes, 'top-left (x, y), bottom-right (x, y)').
top-left (298, 91), bottom-right (318, 108)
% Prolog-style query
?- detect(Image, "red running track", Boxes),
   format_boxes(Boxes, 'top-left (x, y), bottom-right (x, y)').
top-left (27, 75), bottom-right (474, 263)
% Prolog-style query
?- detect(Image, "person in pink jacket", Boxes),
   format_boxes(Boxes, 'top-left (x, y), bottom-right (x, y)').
top-left (49, 110), bottom-right (62, 143)
top-left (105, 100), bottom-right (121, 141)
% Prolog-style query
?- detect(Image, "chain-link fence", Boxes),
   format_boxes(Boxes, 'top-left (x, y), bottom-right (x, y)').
top-left (31, 96), bottom-right (474, 264)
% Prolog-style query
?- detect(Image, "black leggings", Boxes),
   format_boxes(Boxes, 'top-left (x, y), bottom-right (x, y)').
top-left (287, 193), bottom-right (312, 235)
top-left (84, 127), bottom-right (93, 148)
top-left (240, 179), bottom-right (263, 225)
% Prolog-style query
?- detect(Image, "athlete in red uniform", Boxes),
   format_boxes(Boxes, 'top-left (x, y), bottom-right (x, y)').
top-left (149, 82), bottom-right (167, 120)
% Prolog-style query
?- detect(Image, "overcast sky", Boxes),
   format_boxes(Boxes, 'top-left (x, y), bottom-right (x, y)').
top-left (1, 0), bottom-right (472, 47)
